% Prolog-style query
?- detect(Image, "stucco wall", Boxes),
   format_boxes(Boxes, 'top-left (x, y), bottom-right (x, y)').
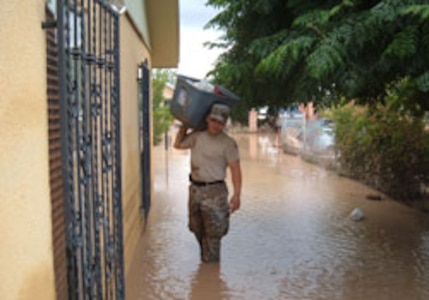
top-left (120, 14), bottom-right (152, 276)
top-left (125, 0), bottom-right (151, 48)
top-left (163, 84), bottom-right (175, 100)
top-left (0, 1), bottom-right (174, 296)
top-left (0, 1), bottom-right (55, 299)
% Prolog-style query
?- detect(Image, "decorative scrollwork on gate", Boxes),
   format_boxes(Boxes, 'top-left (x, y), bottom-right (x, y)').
top-left (56, 1), bottom-right (124, 298)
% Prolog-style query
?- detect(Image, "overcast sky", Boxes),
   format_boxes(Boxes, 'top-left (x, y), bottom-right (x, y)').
top-left (177, 0), bottom-right (224, 79)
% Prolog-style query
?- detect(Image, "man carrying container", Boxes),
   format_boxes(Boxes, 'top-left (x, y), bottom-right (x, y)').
top-left (174, 103), bottom-right (242, 263)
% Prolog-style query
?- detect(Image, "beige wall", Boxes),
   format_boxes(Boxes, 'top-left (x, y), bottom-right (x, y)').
top-left (125, 0), bottom-right (151, 47)
top-left (163, 84), bottom-right (174, 100)
top-left (0, 1), bottom-right (55, 300)
top-left (146, 0), bottom-right (179, 67)
top-left (0, 1), bottom-right (177, 297)
top-left (120, 14), bottom-right (152, 276)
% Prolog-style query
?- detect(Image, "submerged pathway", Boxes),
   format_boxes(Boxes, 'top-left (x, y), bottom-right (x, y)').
top-left (127, 132), bottom-right (429, 300)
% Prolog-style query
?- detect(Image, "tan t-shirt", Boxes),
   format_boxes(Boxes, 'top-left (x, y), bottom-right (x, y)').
top-left (181, 131), bottom-right (239, 182)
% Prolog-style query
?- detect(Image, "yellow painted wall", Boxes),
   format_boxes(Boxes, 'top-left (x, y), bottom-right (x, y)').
top-left (0, 1), bottom-right (55, 299)
top-left (0, 1), bottom-right (176, 297)
top-left (120, 14), bottom-right (152, 276)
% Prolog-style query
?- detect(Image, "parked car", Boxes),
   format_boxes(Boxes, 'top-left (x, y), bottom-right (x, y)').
top-left (281, 116), bottom-right (337, 168)
top-left (301, 118), bottom-right (337, 167)
top-left (280, 114), bottom-right (304, 155)
top-left (302, 118), bottom-right (335, 154)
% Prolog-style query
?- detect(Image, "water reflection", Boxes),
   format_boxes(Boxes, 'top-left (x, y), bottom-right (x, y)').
top-left (238, 133), bottom-right (280, 165)
top-left (189, 263), bottom-right (228, 300)
top-left (127, 132), bottom-right (429, 300)
top-left (248, 133), bottom-right (258, 159)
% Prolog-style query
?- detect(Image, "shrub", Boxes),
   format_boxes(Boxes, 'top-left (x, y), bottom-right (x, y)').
top-left (330, 102), bottom-right (429, 201)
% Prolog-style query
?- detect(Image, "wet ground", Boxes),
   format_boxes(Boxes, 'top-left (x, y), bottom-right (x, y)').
top-left (127, 132), bottom-right (429, 300)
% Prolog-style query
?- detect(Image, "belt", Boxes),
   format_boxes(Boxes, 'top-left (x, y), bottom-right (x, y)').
top-left (189, 175), bottom-right (224, 186)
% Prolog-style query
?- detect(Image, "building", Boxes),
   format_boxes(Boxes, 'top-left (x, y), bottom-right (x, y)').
top-left (0, 0), bottom-right (179, 299)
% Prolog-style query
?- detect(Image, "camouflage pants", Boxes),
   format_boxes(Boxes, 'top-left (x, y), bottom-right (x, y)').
top-left (188, 182), bottom-right (230, 262)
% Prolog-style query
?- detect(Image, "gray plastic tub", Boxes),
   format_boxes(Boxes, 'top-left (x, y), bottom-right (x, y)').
top-left (170, 75), bottom-right (240, 130)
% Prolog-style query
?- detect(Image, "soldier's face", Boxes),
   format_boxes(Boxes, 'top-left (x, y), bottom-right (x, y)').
top-left (207, 117), bottom-right (225, 134)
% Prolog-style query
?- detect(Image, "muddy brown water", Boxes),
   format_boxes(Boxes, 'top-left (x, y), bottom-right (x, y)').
top-left (127, 132), bottom-right (429, 300)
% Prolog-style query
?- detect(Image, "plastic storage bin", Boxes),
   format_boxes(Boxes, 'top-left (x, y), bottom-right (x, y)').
top-left (170, 75), bottom-right (240, 130)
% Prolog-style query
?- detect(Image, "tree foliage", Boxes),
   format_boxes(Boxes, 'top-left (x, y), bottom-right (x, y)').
top-left (205, 0), bottom-right (429, 115)
top-left (152, 69), bottom-right (175, 145)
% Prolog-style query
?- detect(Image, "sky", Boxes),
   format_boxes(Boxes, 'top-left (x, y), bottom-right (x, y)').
top-left (177, 0), bottom-right (224, 79)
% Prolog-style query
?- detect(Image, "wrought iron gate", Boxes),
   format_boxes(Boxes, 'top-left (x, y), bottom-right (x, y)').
top-left (56, 1), bottom-right (125, 298)
top-left (138, 61), bottom-right (151, 221)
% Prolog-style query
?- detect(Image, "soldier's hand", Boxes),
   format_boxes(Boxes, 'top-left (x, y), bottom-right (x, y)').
top-left (179, 124), bottom-right (188, 132)
top-left (229, 194), bottom-right (240, 213)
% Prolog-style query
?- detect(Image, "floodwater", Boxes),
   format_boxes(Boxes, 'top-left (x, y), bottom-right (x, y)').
top-left (127, 132), bottom-right (429, 300)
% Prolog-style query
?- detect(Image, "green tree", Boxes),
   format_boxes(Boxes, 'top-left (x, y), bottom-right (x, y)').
top-left (205, 0), bottom-right (429, 205)
top-left (152, 69), bottom-right (175, 145)
top-left (205, 0), bottom-right (429, 115)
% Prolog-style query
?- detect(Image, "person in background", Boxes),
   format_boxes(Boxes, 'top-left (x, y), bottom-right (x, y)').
top-left (174, 103), bottom-right (242, 263)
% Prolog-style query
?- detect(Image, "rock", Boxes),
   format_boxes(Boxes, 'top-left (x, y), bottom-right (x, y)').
top-left (350, 207), bottom-right (364, 221)
top-left (366, 194), bottom-right (383, 201)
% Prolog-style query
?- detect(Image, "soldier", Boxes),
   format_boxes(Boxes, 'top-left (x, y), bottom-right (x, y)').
top-left (174, 103), bottom-right (242, 262)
